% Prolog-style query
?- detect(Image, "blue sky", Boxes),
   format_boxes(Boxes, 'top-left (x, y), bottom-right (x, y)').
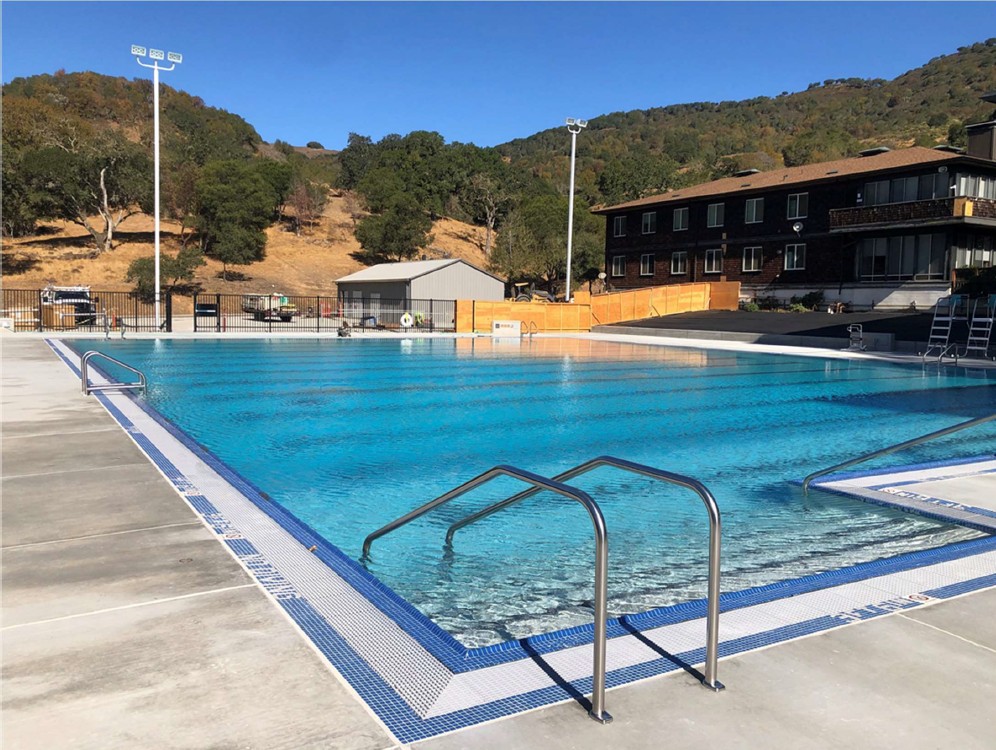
top-left (2, 2), bottom-right (992, 150)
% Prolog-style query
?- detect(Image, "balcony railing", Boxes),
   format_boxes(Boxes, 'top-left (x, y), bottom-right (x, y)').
top-left (829, 196), bottom-right (990, 229)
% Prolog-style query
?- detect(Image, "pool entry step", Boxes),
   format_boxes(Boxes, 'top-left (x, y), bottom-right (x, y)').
top-left (362, 455), bottom-right (725, 724)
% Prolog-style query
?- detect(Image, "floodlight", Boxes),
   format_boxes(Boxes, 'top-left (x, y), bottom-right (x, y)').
top-left (566, 118), bottom-right (576, 126)
top-left (131, 45), bottom-right (147, 57)
top-left (149, 49), bottom-right (165, 60)
top-left (577, 119), bottom-right (588, 128)
top-left (167, 51), bottom-right (183, 64)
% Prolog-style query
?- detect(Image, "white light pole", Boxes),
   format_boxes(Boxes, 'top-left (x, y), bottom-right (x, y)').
top-left (133, 45), bottom-right (182, 330)
top-left (565, 118), bottom-right (587, 302)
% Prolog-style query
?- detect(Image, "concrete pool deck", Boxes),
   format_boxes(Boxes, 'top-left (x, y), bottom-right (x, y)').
top-left (2, 335), bottom-right (994, 749)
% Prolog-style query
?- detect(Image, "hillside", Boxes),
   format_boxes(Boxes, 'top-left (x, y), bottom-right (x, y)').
top-left (498, 39), bottom-right (996, 202)
top-left (5, 39), bottom-right (996, 295)
top-left (1, 192), bottom-right (490, 312)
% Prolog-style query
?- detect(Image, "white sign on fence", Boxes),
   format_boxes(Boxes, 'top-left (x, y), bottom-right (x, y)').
top-left (492, 320), bottom-right (522, 337)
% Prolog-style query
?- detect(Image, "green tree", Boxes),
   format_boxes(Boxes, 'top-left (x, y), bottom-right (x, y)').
top-left (354, 194), bottom-right (432, 263)
top-left (126, 246), bottom-right (206, 300)
top-left (253, 160), bottom-right (294, 218)
top-left (194, 160), bottom-right (279, 277)
top-left (492, 195), bottom-right (601, 296)
top-left (22, 139), bottom-right (152, 253)
top-left (1, 156), bottom-right (42, 237)
top-left (337, 133), bottom-right (375, 189)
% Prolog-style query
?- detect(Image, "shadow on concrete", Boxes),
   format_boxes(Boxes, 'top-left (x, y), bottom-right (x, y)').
top-left (520, 640), bottom-right (593, 713)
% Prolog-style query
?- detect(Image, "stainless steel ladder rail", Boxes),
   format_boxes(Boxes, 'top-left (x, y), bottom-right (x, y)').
top-left (362, 464), bottom-right (614, 724)
top-left (802, 412), bottom-right (996, 493)
top-left (444, 455), bottom-right (724, 692)
top-left (80, 351), bottom-right (148, 396)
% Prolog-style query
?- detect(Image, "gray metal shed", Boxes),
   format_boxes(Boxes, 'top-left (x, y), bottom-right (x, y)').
top-left (336, 259), bottom-right (505, 303)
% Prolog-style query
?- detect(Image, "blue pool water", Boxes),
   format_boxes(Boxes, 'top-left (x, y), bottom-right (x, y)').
top-left (73, 337), bottom-right (995, 647)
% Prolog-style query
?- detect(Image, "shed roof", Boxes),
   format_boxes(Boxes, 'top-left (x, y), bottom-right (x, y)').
top-left (592, 147), bottom-right (989, 214)
top-left (337, 258), bottom-right (503, 284)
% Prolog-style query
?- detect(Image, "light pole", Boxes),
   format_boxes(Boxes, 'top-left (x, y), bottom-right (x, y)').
top-left (132, 45), bottom-right (182, 330)
top-left (565, 118), bottom-right (587, 302)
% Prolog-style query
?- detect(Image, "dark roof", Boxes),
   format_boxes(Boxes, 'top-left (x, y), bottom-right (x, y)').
top-left (592, 147), bottom-right (981, 214)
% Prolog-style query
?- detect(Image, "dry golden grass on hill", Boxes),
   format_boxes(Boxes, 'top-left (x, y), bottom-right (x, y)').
top-left (1, 193), bottom-right (493, 313)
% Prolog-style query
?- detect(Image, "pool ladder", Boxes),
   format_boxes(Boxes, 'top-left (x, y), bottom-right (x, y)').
top-left (80, 351), bottom-right (148, 397)
top-left (362, 455), bottom-right (724, 725)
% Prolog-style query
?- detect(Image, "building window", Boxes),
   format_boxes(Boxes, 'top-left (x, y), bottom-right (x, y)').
top-left (743, 246), bottom-right (763, 272)
top-left (671, 251), bottom-right (687, 275)
top-left (745, 197), bottom-right (764, 224)
top-left (673, 207), bottom-right (689, 231)
top-left (859, 233), bottom-right (948, 281)
top-left (707, 203), bottom-right (725, 228)
top-left (919, 173), bottom-right (949, 200)
top-left (784, 243), bottom-right (806, 270)
top-left (640, 253), bottom-right (655, 276)
top-left (954, 233), bottom-right (992, 269)
top-left (704, 249), bottom-right (723, 274)
top-left (613, 216), bottom-right (626, 238)
top-left (611, 255), bottom-right (626, 277)
top-left (787, 193), bottom-right (808, 219)
top-left (641, 212), bottom-right (657, 234)
top-left (890, 176), bottom-right (919, 203)
top-left (863, 180), bottom-right (889, 206)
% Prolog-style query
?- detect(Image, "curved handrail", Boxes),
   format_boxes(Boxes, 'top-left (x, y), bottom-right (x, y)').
top-left (445, 455), bottom-right (724, 692)
top-left (80, 351), bottom-right (147, 396)
top-left (803, 413), bottom-right (996, 493)
top-left (362, 464), bottom-right (613, 723)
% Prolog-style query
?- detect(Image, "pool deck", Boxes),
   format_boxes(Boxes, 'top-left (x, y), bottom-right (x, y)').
top-left (3, 334), bottom-right (995, 749)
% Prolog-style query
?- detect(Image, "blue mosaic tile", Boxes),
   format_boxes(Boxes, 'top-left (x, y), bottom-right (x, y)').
top-left (48, 338), bottom-right (996, 744)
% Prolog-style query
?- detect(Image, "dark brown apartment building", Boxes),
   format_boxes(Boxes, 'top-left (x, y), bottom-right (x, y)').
top-left (595, 115), bottom-right (996, 310)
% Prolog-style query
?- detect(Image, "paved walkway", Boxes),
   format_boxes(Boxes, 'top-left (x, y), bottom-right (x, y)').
top-left (1, 337), bottom-right (396, 750)
top-left (2, 335), bottom-right (994, 749)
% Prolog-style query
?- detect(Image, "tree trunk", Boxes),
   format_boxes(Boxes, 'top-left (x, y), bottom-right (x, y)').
top-left (97, 167), bottom-right (114, 253)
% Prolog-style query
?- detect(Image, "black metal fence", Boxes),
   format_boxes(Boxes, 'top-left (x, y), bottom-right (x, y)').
top-left (190, 293), bottom-right (456, 333)
top-left (2, 289), bottom-right (457, 334)
top-left (1, 289), bottom-right (169, 333)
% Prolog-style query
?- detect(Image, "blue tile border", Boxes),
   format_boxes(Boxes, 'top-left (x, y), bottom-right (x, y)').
top-left (46, 338), bottom-right (996, 743)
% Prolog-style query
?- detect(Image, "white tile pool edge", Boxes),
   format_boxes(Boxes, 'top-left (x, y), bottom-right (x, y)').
top-left (49, 338), bottom-right (996, 744)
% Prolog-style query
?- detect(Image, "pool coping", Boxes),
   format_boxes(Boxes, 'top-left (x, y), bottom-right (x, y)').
top-left (50, 337), bottom-right (996, 744)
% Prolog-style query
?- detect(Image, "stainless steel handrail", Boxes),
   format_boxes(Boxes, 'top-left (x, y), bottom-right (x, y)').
top-left (80, 351), bottom-right (148, 396)
top-left (444, 455), bottom-right (724, 692)
top-left (362, 464), bottom-right (613, 724)
top-left (803, 413), bottom-right (996, 493)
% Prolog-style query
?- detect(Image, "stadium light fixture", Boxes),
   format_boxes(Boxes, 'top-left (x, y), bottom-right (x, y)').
top-left (565, 118), bottom-right (588, 302)
top-left (132, 45), bottom-right (183, 330)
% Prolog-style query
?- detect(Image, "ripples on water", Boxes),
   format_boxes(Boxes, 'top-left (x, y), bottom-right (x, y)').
top-left (75, 338), bottom-right (995, 647)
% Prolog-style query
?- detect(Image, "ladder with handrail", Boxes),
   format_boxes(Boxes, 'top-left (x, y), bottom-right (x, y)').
top-left (922, 295), bottom-right (968, 363)
top-left (362, 457), bottom-right (725, 724)
top-left (963, 295), bottom-right (996, 361)
top-left (802, 413), bottom-right (996, 493)
top-left (80, 351), bottom-right (148, 396)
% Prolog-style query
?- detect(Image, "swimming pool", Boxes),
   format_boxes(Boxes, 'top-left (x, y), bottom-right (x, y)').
top-left (71, 337), bottom-right (995, 647)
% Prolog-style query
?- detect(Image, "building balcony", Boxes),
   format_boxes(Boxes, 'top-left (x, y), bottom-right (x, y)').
top-left (830, 197), bottom-right (996, 231)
